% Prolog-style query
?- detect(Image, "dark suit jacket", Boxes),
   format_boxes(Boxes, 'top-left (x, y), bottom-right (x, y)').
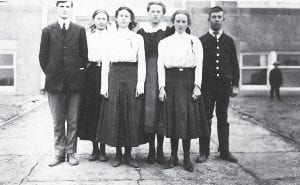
top-left (269, 68), bottom-right (283, 87)
top-left (200, 32), bottom-right (240, 95)
top-left (39, 22), bottom-right (88, 92)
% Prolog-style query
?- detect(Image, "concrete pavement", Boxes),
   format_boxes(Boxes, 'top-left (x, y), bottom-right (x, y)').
top-left (0, 103), bottom-right (299, 185)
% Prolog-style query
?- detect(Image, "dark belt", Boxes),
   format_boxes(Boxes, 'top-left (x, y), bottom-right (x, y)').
top-left (165, 67), bottom-right (195, 72)
top-left (110, 62), bottom-right (137, 67)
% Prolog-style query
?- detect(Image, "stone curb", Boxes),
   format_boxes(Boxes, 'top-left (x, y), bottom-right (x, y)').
top-left (230, 107), bottom-right (300, 150)
top-left (0, 97), bottom-right (48, 127)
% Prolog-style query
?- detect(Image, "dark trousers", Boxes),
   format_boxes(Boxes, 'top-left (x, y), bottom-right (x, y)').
top-left (270, 86), bottom-right (280, 99)
top-left (199, 89), bottom-right (230, 156)
top-left (48, 91), bottom-right (81, 156)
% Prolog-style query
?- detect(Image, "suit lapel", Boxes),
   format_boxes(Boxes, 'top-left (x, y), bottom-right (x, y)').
top-left (52, 22), bottom-right (65, 43)
top-left (64, 22), bottom-right (76, 45)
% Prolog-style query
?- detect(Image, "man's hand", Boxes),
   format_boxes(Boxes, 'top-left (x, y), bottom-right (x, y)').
top-left (230, 86), bottom-right (239, 97)
top-left (159, 87), bottom-right (167, 102)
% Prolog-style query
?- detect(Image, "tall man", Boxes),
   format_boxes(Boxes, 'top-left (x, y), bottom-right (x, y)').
top-left (197, 6), bottom-right (240, 163)
top-left (39, 0), bottom-right (88, 166)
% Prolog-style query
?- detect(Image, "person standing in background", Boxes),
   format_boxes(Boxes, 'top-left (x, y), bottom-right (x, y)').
top-left (39, 0), bottom-right (88, 167)
top-left (269, 61), bottom-right (283, 100)
top-left (77, 9), bottom-right (110, 162)
top-left (197, 6), bottom-right (240, 163)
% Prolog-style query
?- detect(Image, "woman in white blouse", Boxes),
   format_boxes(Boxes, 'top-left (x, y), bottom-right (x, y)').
top-left (96, 7), bottom-right (146, 168)
top-left (77, 9), bottom-right (109, 162)
top-left (157, 10), bottom-right (209, 172)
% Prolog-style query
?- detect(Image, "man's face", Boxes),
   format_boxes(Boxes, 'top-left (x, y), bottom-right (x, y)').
top-left (56, 1), bottom-right (73, 19)
top-left (148, 4), bottom-right (164, 25)
top-left (209, 11), bottom-right (224, 31)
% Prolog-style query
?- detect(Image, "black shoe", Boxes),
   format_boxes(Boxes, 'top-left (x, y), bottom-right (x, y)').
top-left (48, 156), bottom-right (65, 167)
top-left (124, 154), bottom-right (139, 168)
top-left (99, 152), bottom-right (108, 162)
top-left (146, 149), bottom-right (156, 164)
top-left (88, 151), bottom-right (99, 161)
top-left (112, 154), bottom-right (122, 167)
top-left (164, 156), bottom-right (178, 169)
top-left (183, 157), bottom-right (194, 172)
top-left (195, 154), bottom-right (207, 163)
top-left (156, 150), bottom-right (166, 165)
top-left (220, 152), bottom-right (238, 163)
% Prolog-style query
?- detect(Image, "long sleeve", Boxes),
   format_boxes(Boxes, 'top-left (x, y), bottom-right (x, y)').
top-left (136, 35), bottom-right (146, 93)
top-left (79, 27), bottom-right (88, 68)
top-left (39, 28), bottom-right (49, 73)
top-left (157, 40), bottom-right (166, 89)
top-left (230, 38), bottom-right (240, 87)
top-left (101, 47), bottom-right (109, 95)
top-left (194, 38), bottom-right (203, 88)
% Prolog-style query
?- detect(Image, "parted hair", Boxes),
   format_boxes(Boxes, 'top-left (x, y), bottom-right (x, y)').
top-left (146, 1), bottom-right (166, 15)
top-left (56, 0), bottom-right (73, 7)
top-left (115, 6), bottom-right (137, 31)
top-left (209, 6), bottom-right (224, 17)
top-left (171, 10), bottom-right (191, 26)
top-left (89, 9), bottom-right (110, 33)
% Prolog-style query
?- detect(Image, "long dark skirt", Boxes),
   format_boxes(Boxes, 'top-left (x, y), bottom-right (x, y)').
top-left (158, 68), bottom-right (209, 139)
top-left (144, 55), bottom-right (161, 134)
top-left (78, 63), bottom-right (101, 141)
top-left (96, 63), bottom-right (146, 147)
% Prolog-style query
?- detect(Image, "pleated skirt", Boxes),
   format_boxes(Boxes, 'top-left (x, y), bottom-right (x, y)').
top-left (144, 55), bottom-right (160, 134)
top-left (78, 63), bottom-right (101, 141)
top-left (158, 68), bottom-right (209, 139)
top-left (96, 63), bottom-right (147, 147)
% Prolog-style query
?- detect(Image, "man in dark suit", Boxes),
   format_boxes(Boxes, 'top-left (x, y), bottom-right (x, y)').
top-left (39, 0), bottom-right (88, 166)
top-left (269, 61), bottom-right (283, 100)
top-left (197, 6), bottom-right (240, 163)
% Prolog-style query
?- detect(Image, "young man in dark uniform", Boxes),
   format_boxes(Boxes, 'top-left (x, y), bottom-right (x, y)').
top-left (197, 6), bottom-right (240, 163)
top-left (39, 0), bottom-right (88, 166)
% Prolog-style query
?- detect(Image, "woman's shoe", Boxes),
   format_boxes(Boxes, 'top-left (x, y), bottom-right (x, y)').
top-left (99, 152), bottom-right (108, 162)
top-left (164, 156), bottom-right (178, 169)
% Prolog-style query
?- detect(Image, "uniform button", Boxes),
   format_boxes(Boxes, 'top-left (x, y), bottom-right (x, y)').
top-left (216, 53), bottom-right (220, 56)
top-left (217, 74), bottom-right (220, 77)
top-left (217, 46), bottom-right (219, 49)
top-left (216, 60), bottom-right (219, 63)
top-left (216, 67), bottom-right (219, 70)
top-left (217, 39), bottom-right (219, 42)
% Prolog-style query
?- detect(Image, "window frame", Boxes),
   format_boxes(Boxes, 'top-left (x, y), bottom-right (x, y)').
top-left (0, 50), bottom-right (16, 93)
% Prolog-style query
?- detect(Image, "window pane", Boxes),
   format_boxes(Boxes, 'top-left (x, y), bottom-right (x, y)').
top-left (242, 54), bottom-right (268, 67)
top-left (242, 69), bottom-right (267, 85)
top-left (277, 54), bottom-right (300, 66)
top-left (281, 68), bottom-right (300, 87)
top-left (0, 54), bottom-right (14, 66)
top-left (0, 69), bottom-right (14, 86)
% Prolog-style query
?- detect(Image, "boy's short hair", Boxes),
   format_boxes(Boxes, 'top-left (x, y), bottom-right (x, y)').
top-left (209, 6), bottom-right (223, 17)
top-left (56, 0), bottom-right (73, 7)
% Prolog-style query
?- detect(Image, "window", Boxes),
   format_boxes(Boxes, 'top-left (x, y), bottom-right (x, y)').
top-left (0, 52), bottom-right (15, 88)
top-left (277, 52), bottom-right (300, 88)
top-left (240, 53), bottom-right (269, 87)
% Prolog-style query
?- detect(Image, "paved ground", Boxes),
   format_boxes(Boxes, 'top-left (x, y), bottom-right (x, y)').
top-left (0, 103), bottom-right (299, 185)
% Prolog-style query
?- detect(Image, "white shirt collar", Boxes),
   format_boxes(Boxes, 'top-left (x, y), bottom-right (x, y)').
top-left (209, 29), bottom-right (223, 39)
top-left (57, 17), bottom-right (71, 30)
top-left (139, 22), bottom-right (167, 33)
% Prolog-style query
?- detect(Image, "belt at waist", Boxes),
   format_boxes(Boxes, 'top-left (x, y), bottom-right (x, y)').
top-left (165, 67), bottom-right (195, 72)
top-left (110, 62), bottom-right (137, 67)
top-left (88, 61), bottom-right (101, 66)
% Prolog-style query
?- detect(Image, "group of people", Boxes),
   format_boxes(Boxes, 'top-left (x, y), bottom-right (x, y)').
top-left (39, 0), bottom-right (240, 173)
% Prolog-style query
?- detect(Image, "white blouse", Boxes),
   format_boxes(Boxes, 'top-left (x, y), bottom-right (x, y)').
top-left (157, 32), bottom-right (204, 89)
top-left (101, 29), bottom-right (146, 95)
top-left (87, 30), bottom-right (109, 63)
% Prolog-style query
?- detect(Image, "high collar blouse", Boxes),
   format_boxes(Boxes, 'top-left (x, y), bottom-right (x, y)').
top-left (101, 29), bottom-right (146, 95)
top-left (157, 32), bottom-right (204, 89)
top-left (87, 29), bottom-right (109, 63)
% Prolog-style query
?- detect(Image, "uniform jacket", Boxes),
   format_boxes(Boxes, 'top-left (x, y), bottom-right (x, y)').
top-left (269, 68), bottom-right (283, 87)
top-left (200, 32), bottom-right (240, 95)
top-left (39, 22), bottom-right (88, 92)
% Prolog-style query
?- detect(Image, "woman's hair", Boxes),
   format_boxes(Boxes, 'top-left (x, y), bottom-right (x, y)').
top-left (170, 10), bottom-right (191, 26)
top-left (115, 6), bottom-right (137, 31)
top-left (146, 1), bottom-right (166, 15)
top-left (89, 9), bottom-right (110, 33)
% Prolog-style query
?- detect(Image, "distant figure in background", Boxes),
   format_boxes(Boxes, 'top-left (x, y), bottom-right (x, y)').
top-left (269, 61), bottom-right (283, 100)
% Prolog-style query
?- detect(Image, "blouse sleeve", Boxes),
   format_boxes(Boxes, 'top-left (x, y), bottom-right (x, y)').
top-left (136, 35), bottom-right (146, 93)
top-left (194, 38), bottom-right (203, 88)
top-left (100, 43), bottom-right (110, 95)
top-left (157, 39), bottom-right (166, 89)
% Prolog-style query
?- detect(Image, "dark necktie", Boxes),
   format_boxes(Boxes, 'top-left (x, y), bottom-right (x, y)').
top-left (213, 31), bottom-right (219, 39)
top-left (62, 23), bottom-right (67, 38)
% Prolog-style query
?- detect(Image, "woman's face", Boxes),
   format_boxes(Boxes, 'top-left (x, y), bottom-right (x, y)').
top-left (116, 9), bottom-right (131, 29)
top-left (174, 13), bottom-right (188, 34)
top-left (94, 12), bottom-right (108, 30)
top-left (148, 4), bottom-right (164, 25)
